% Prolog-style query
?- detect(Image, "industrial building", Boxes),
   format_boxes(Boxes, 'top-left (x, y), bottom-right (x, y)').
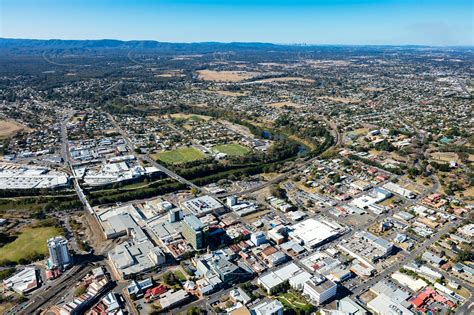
top-left (2, 267), bottom-right (39, 294)
top-left (0, 162), bottom-right (69, 189)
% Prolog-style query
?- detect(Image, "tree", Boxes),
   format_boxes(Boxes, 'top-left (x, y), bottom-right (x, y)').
top-left (163, 271), bottom-right (179, 286)
top-left (190, 187), bottom-right (199, 196)
top-left (270, 184), bottom-right (286, 199)
top-left (74, 284), bottom-right (87, 297)
top-left (187, 306), bottom-right (203, 315)
top-left (456, 250), bottom-right (473, 263)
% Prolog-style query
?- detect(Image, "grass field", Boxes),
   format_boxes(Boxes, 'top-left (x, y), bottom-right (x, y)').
top-left (277, 291), bottom-right (314, 313)
top-left (153, 147), bottom-right (206, 164)
top-left (213, 143), bottom-right (251, 156)
top-left (168, 113), bottom-right (211, 121)
top-left (0, 226), bottom-right (62, 264)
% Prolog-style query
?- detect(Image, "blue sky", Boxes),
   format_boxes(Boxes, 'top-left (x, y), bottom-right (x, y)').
top-left (1, 0), bottom-right (473, 45)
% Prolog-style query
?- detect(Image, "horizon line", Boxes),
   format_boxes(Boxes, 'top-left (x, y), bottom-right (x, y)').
top-left (1, 37), bottom-right (473, 48)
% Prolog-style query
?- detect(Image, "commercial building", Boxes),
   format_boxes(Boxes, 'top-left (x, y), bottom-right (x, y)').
top-left (181, 214), bottom-right (205, 249)
top-left (159, 289), bottom-right (190, 310)
top-left (394, 211), bottom-right (415, 222)
top-left (99, 211), bottom-right (147, 241)
top-left (251, 299), bottom-right (284, 315)
top-left (350, 180), bottom-right (372, 191)
top-left (108, 240), bottom-right (166, 279)
top-left (251, 232), bottom-right (267, 246)
top-left (47, 236), bottom-right (73, 270)
top-left (289, 219), bottom-right (344, 249)
top-left (367, 294), bottom-right (413, 315)
top-left (230, 287), bottom-right (252, 305)
top-left (180, 195), bottom-right (225, 217)
top-left (337, 232), bottom-right (393, 267)
top-left (168, 208), bottom-right (183, 223)
top-left (367, 281), bottom-right (413, 315)
top-left (320, 297), bottom-right (367, 315)
top-left (195, 253), bottom-right (241, 285)
top-left (258, 263), bottom-right (303, 294)
top-left (303, 275), bottom-right (337, 305)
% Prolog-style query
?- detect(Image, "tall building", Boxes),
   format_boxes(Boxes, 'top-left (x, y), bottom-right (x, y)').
top-left (181, 214), bottom-right (205, 249)
top-left (47, 236), bottom-right (72, 270)
top-left (227, 196), bottom-right (237, 207)
top-left (168, 208), bottom-right (183, 223)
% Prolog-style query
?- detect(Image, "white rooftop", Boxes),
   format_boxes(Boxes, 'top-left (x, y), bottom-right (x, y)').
top-left (289, 218), bottom-right (343, 248)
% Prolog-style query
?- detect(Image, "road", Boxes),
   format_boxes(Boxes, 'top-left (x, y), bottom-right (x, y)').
top-left (60, 112), bottom-right (94, 214)
top-left (351, 220), bottom-right (460, 297)
top-left (217, 116), bottom-right (341, 198)
top-left (434, 268), bottom-right (474, 315)
top-left (106, 112), bottom-right (202, 192)
top-left (12, 263), bottom-right (94, 315)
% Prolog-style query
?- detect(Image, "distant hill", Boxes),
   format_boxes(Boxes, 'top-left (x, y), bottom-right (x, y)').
top-left (0, 38), bottom-right (287, 54)
top-left (1, 38), bottom-right (467, 59)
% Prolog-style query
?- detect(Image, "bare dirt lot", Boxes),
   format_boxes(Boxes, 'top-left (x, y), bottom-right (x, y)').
top-left (196, 70), bottom-right (261, 82)
top-left (206, 90), bottom-right (248, 97)
top-left (0, 119), bottom-right (29, 138)
top-left (429, 151), bottom-right (459, 163)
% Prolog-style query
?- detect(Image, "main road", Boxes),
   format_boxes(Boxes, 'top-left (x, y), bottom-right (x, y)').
top-left (106, 113), bottom-right (202, 193)
top-left (217, 115), bottom-right (342, 198)
top-left (59, 112), bottom-right (94, 214)
top-left (350, 220), bottom-right (460, 298)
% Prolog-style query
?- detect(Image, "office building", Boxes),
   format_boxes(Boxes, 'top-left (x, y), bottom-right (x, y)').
top-left (251, 232), bottom-right (267, 246)
top-left (303, 275), bottom-right (337, 305)
top-left (168, 208), bottom-right (183, 223)
top-left (182, 214), bottom-right (205, 249)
